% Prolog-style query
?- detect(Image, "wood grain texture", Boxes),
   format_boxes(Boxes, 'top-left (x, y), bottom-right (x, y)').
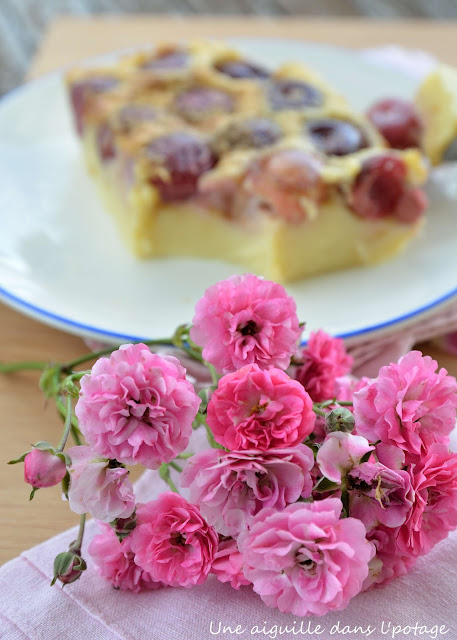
top-left (2, 16), bottom-right (457, 566)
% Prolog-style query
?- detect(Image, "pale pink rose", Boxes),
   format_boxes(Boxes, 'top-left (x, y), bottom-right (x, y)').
top-left (348, 461), bottom-right (413, 529)
top-left (130, 492), bottom-right (218, 588)
top-left (190, 274), bottom-right (301, 375)
top-left (363, 525), bottom-right (416, 590)
top-left (180, 445), bottom-right (314, 536)
top-left (238, 498), bottom-right (374, 617)
top-left (316, 432), bottom-right (373, 484)
top-left (334, 375), bottom-right (371, 405)
top-left (67, 446), bottom-right (135, 523)
top-left (291, 330), bottom-right (353, 402)
top-left (23, 449), bottom-right (67, 488)
top-left (75, 344), bottom-right (200, 469)
top-left (397, 443), bottom-right (457, 557)
top-left (89, 523), bottom-right (162, 593)
top-left (353, 351), bottom-right (457, 459)
top-left (211, 538), bottom-right (250, 589)
top-left (207, 364), bottom-right (315, 451)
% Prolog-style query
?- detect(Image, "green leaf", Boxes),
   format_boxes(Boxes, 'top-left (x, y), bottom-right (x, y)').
top-left (32, 441), bottom-right (55, 452)
top-left (51, 551), bottom-right (75, 586)
top-left (39, 366), bottom-right (61, 399)
top-left (360, 450), bottom-right (373, 464)
top-left (197, 385), bottom-right (217, 414)
top-left (7, 452), bottom-right (28, 465)
top-left (313, 477), bottom-right (341, 493)
top-left (55, 451), bottom-right (71, 466)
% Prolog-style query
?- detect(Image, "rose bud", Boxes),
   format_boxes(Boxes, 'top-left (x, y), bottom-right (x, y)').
top-left (325, 407), bottom-right (355, 433)
top-left (51, 550), bottom-right (87, 586)
top-left (24, 449), bottom-right (67, 489)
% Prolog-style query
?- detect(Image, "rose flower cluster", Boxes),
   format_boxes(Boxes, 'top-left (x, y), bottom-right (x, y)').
top-left (11, 274), bottom-right (457, 616)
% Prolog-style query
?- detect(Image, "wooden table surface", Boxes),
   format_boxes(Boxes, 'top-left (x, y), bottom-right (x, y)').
top-left (2, 16), bottom-right (457, 566)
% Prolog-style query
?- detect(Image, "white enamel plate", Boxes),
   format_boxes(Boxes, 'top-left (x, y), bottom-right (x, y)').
top-left (0, 39), bottom-right (456, 343)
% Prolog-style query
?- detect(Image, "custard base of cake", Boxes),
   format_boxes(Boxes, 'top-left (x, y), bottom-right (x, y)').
top-left (84, 135), bottom-right (423, 282)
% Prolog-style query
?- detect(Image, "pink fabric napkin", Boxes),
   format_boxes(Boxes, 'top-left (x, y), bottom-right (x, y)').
top-left (2, 46), bottom-right (457, 640)
top-left (1, 426), bottom-right (457, 640)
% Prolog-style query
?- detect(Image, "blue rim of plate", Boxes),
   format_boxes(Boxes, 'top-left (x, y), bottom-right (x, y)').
top-left (1, 44), bottom-right (457, 345)
top-left (2, 281), bottom-right (457, 346)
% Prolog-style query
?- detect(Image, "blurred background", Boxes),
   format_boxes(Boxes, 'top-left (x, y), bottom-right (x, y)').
top-left (1, 0), bottom-right (457, 96)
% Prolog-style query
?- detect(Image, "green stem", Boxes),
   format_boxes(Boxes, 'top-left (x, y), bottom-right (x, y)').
top-left (177, 342), bottom-right (204, 364)
top-left (0, 361), bottom-right (47, 373)
top-left (177, 452), bottom-right (193, 460)
top-left (73, 514), bottom-right (86, 553)
top-left (55, 396), bottom-right (82, 445)
top-left (205, 424), bottom-right (224, 450)
top-left (206, 362), bottom-right (219, 386)
top-left (56, 396), bottom-right (73, 452)
top-left (313, 406), bottom-right (326, 417)
top-left (169, 460), bottom-right (182, 473)
top-left (337, 400), bottom-right (354, 407)
top-left (71, 426), bottom-right (82, 447)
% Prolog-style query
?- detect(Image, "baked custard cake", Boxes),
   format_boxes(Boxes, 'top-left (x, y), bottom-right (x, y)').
top-left (66, 41), bottom-right (428, 282)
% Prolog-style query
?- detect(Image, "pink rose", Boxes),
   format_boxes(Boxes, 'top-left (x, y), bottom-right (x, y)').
top-left (353, 351), bottom-right (457, 459)
top-left (238, 498), bottom-right (374, 617)
top-left (397, 443), bottom-right (457, 557)
top-left (348, 461), bottom-right (414, 529)
top-left (75, 344), bottom-right (200, 469)
top-left (23, 449), bottom-right (67, 488)
top-left (334, 375), bottom-right (370, 405)
top-left (130, 492), bottom-right (218, 587)
top-left (363, 525), bottom-right (416, 590)
top-left (291, 330), bottom-right (353, 402)
top-left (180, 445), bottom-right (314, 537)
top-left (67, 446), bottom-right (135, 523)
top-left (211, 538), bottom-right (250, 589)
top-left (89, 523), bottom-right (162, 593)
top-left (316, 432), bottom-right (373, 484)
top-left (207, 364), bottom-right (315, 451)
top-left (190, 274), bottom-right (301, 375)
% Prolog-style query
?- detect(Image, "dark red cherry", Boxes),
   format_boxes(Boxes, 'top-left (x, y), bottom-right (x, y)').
top-left (69, 76), bottom-right (119, 135)
top-left (367, 98), bottom-right (423, 149)
top-left (173, 87), bottom-right (234, 122)
top-left (215, 59), bottom-right (270, 79)
top-left (268, 80), bottom-right (323, 111)
top-left (306, 118), bottom-right (368, 156)
top-left (145, 133), bottom-right (217, 201)
top-left (351, 155), bottom-right (407, 219)
top-left (141, 50), bottom-right (188, 70)
top-left (96, 123), bottom-right (116, 162)
top-left (212, 118), bottom-right (282, 154)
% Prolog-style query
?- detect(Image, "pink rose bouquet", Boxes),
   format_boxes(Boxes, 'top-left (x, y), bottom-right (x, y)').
top-left (6, 273), bottom-right (457, 617)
